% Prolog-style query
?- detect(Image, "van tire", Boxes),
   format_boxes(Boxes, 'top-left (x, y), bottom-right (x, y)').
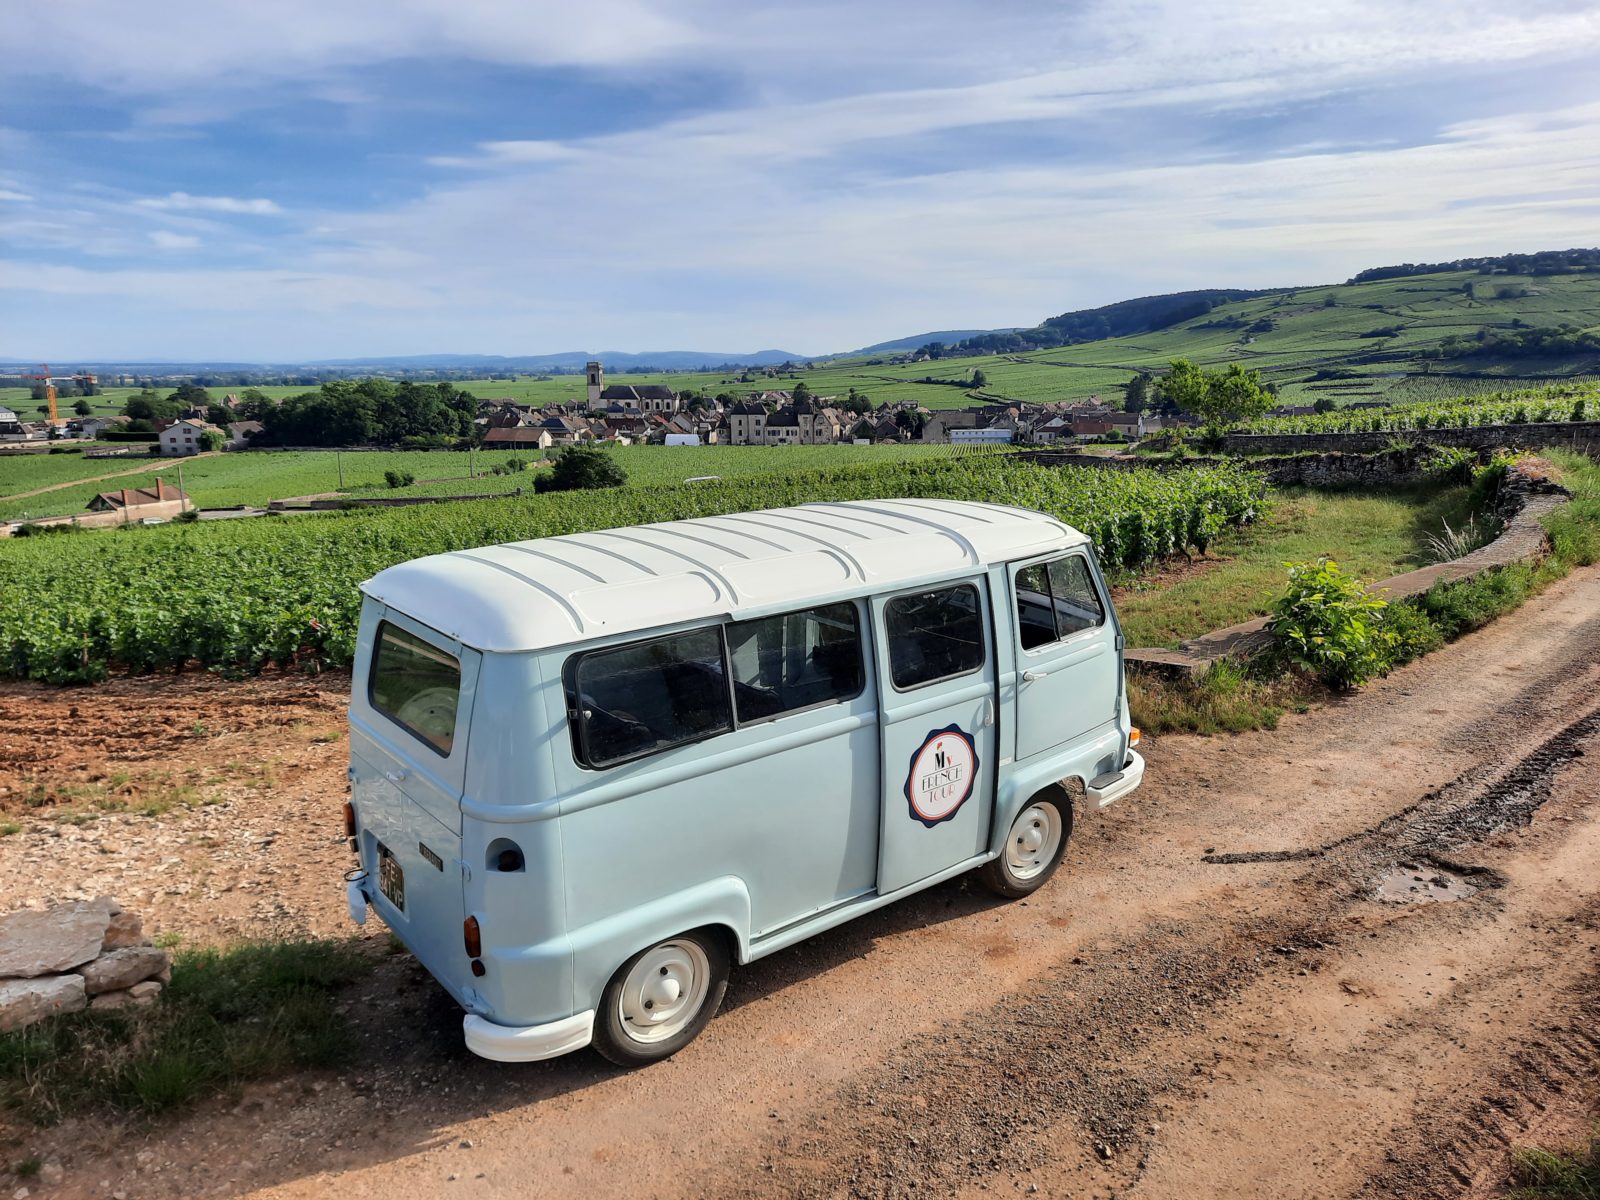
top-left (976, 788), bottom-right (1072, 899)
top-left (593, 929), bottom-right (730, 1067)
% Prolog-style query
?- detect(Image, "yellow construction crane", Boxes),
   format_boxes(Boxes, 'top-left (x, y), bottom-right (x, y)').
top-left (25, 364), bottom-right (60, 428)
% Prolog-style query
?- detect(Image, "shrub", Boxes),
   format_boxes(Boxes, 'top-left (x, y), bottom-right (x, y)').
top-left (383, 469), bottom-right (414, 489)
top-left (533, 444), bottom-right (628, 493)
top-left (1267, 557), bottom-right (1396, 689)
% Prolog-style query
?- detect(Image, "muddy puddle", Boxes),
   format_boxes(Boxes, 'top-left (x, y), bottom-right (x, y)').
top-left (1375, 862), bottom-right (1480, 904)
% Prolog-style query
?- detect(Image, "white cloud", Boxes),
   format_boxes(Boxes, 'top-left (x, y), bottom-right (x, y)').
top-left (15, 97), bottom-right (1600, 358)
top-left (136, 192), bottom-right (282, 215)
top-left (148, 231), bottom-right (201, 249)
top-left (8, 0), bottom-right (702, 92)
top-left (0, 189), bottom-right (31, 202)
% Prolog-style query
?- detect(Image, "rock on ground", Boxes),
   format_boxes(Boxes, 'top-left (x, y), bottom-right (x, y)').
top-left (0, 974), bottom-right (87, 1032)
top-left (0, 898), bottom-right (115, 977)
top-left (79, 945), bottom-right (170, 995)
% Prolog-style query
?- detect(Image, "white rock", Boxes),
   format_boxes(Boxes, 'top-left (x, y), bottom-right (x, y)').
top-left (128, 981), bottom-right (163, 1003)
top-left (37, 1162), bottom-right (62, 1186)
top-left (89, 989), bottom-right (135, 1012)
top-left (0, 900), bottom-right (114, 978)
top-left (0, 975), bottom-right (87, 1033)
top-left (80, 947), bottom-right (170, 995)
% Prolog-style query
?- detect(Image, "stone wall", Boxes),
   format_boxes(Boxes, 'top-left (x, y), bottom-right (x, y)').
top-left (0, 899), bottom-right (171, 1032)
top-left (1220, 421), bottom-right (1600, 458)
top-left (1021, 445), bottom-right (1476, 488)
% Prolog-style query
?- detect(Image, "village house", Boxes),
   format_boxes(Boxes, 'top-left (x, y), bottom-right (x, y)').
top-left (86, 479), bottom-right (191, 519)
top-left (158, 418), bottom-right (220, 456)
top-left (226, 420), bottom-right (264, 449)
top-left (79, 415), bottom-right (130, 439)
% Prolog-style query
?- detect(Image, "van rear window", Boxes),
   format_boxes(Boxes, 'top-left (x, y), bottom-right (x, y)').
top-left (370, 623), bottom-right (461, 756)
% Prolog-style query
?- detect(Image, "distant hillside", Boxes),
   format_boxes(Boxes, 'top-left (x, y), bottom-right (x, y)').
top-left (303, 350), bottom-right (808, 372)
top-left (849, 330), bottom-right (1017, 355)
top-left (925, 289), bottom-right (1278, 357)
top-left (773, 257), bottom-right (1600, 413)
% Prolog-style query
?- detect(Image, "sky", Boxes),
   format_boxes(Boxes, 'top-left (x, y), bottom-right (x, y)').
top-left (3, 0), bottom-right (1600, 362)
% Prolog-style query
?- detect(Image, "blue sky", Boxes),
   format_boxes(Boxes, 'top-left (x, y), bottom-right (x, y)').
top-left (4, 0), bottom-right (1600, 361)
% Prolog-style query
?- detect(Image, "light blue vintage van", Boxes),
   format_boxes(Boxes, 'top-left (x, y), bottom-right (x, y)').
top-left (344, 498), bottom-right (1143, 1065)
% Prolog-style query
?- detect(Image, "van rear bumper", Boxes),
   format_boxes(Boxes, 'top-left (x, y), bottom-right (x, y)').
top-left (463, 1010), bottom-right (595, 1063)
top-left (1088, 750), bottom-right (1145, 808)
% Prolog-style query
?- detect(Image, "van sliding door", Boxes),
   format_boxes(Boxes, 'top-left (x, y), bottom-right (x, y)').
top-left (871, 578), bottom-right (999, 895)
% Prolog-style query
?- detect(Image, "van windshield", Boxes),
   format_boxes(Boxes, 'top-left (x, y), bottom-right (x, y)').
top-left (370, 622), bottom-right (461, 756)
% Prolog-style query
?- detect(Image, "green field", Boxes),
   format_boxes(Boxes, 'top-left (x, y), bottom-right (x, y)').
top-left (0, 456), bottom-right (1266, 682)
top-left (0, 444), bottom-right (1003, 522)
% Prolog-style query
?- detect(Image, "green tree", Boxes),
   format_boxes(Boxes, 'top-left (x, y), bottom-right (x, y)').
top-left (197, 429), bottom-right (226, 452)
top-left (73, 399), bottom-right (93, 417)
top-left (1123, 371), bottom-right (1153, 413)
top-left (970, 369), bottom-right (988, 389)
top-left (792, 381), bottom-right (813, 403)
top-left (1156, 359), bottom-right (1271, 438)
top-left (533, 444), bottom-right (628, 493)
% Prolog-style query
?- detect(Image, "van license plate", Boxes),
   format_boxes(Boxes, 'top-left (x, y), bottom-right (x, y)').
top-left (377, 844), bottom-right (406, 912)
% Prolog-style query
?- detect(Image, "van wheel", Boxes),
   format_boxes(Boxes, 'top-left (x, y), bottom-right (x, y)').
top-left (593, 930), bottom-right (730, 1067)
top-left (977, 789), bottom-right (1072, 899)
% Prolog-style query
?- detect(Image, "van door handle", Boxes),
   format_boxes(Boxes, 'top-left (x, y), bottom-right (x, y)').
top-left (979, 697), bottom-right (995, 727)
top-left (1022, 668), bottom-right (1048, 683)
top-left (384, 768), bottom-right (408, 784)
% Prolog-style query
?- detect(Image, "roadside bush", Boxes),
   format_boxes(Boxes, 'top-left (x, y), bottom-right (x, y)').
top-left (383, 469), bottom-right (415, 489)
top-left (1267, 557), bottom-right (1397, 689)
top-left (1377, 597), bottom-right (1444, 663)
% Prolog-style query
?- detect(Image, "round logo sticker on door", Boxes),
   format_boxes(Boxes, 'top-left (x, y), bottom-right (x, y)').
top-left (903, 724), bottom-right (980, 829)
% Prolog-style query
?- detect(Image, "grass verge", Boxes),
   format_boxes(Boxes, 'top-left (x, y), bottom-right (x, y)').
top-left (1116, 482), bottom-right (1476, 648)
top-left (0, 939), bottom-right (371, 1124)
top-left (1131, 449), bottom-right (1600, 735)
top-left (1508, 1129), bottom-right (1600, 1200)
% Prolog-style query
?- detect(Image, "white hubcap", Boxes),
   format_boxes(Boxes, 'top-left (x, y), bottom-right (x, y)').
top-left (1005, 802), bottom-right (1063, 881)
top-left (617, 940), bottom-right (710, 1044)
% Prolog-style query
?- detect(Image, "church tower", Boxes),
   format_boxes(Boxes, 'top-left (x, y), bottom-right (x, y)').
top-left (586, 361), bottom-right (603, 407)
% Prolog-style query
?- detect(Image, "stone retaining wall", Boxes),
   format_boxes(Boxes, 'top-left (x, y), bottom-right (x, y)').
top-left (0, 898), bottom-right (171, 1032)
top-left (1022, 445), bottom-right (1474, 488)
top-left (1220, 421), bottom-right (1600, 458)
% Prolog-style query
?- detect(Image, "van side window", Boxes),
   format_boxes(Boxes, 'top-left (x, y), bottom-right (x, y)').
top-left (885, 585), bottom-right (985, 690)
top-left (1015, 555), bottom-right (1105, 650)
top-left (370, 622), bottom-right (461, 756)
top-left (727, 602), bottom-right (863, 723)
top-left (570, 628), bottom-right (733, 767)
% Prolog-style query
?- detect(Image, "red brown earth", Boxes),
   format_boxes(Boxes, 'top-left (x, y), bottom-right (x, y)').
top-left (2, 566), bottom-right (1598, 1200)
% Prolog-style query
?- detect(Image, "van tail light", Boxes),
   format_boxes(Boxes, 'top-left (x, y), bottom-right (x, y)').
top-left (463, 916), bottom-right (482, 958)
top-left (1129, 727), bottom-right (1141, 747)
top-left (343, 802), bottom-right (357, 839)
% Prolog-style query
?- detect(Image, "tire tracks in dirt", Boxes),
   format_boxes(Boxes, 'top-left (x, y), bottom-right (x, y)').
top-left (707, 695), bottom-right (1600, 1199)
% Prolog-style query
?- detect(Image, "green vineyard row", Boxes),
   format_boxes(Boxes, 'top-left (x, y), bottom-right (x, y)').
top-left (0, 458), bottom-right (1266, 684)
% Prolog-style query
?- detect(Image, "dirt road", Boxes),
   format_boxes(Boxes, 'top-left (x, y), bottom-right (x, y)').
top-left (3, 567), bottom-right (1598, 1199)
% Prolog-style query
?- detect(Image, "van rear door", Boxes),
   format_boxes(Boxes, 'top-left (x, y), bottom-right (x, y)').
top-left (349, 609), bottom-right (481, 989)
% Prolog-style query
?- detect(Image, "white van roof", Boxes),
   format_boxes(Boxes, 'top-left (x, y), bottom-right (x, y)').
top-left (362, 498), bottom-right (1089, 653)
